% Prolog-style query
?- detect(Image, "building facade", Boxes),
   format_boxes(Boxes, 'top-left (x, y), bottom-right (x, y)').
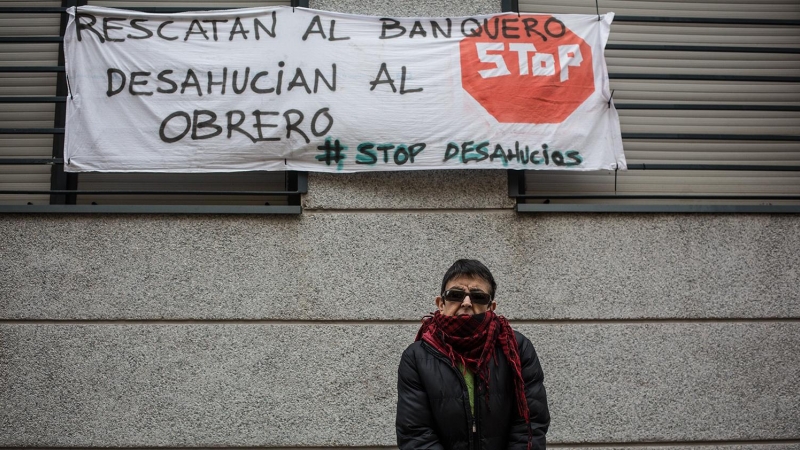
top-left (2, 0), bottom-right (799, 449)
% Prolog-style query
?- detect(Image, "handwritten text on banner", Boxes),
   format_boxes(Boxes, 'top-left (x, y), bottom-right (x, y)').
top-left (64, 6), bottom-right (626, 173)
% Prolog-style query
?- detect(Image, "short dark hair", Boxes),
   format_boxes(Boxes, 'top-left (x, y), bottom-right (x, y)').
top-left (440, 259), bottom-right (497, 299)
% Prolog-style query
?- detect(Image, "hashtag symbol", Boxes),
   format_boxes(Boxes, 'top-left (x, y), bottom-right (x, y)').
top-left (315, 138), bottom-right (346, 166)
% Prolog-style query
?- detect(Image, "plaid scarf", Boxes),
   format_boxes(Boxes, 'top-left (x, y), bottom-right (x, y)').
top-left (415, 310), bottom-right (530, 428)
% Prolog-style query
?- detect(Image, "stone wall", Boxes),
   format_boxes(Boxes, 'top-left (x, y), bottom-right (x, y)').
top-left (1, 1), bottom-right (799, 449)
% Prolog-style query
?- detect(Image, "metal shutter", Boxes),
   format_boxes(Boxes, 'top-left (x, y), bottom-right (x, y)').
top-left (0, 0), bottom-right (299, 209)
top-left (0, 1), bottom-right (60, 205)
top-left (515, 0), bottom-right (800, 206)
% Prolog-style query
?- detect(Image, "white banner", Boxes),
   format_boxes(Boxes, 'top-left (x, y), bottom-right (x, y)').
top-left (64, 6), bottom-right (625, 173)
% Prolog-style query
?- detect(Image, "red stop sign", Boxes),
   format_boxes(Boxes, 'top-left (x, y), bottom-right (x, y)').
top-left (460, 14), bottom-right (595, 124)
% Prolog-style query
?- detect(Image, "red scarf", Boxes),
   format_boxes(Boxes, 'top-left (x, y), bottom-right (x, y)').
top-left (415, 310), bottom-right (530, 427)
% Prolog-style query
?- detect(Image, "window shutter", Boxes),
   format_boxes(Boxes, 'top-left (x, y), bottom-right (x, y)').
top-left (1, 0), bottom-right (303, 211)
top-left (515, 0), bottom-right (800, 206)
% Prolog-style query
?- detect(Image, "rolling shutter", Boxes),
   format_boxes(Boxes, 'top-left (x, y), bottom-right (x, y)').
top-left (0, 1), bottom-right (60, 206)
top-left (0, 0), bottom-right (303, 212)
top-left (514, 0), bottom-right (800, 208)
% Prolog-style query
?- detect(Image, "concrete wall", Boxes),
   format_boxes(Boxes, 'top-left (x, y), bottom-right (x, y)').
top-left (2, 1), bottom-right (799, 449)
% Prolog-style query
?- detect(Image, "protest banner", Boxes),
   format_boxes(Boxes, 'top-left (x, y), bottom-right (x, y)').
top-left (64, 6), bottom-right (625, 172)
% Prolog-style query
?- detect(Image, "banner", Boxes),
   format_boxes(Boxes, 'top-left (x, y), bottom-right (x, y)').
top-left (64, 6), bottom-right (625, 173)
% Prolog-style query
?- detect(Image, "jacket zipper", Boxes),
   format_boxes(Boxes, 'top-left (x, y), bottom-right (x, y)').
top-left (421, 342), bottom-right (478, 450)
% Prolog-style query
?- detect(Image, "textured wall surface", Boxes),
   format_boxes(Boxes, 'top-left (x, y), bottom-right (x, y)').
top-left (3, 323), bottom-right (798, 446)
top-left (308, 0), bottom-right (499, 16)
top-left (2, 0), bottom-right (799, 449)
top-left (2, 213), bottom-right (798, 320)
top-left (303, 170), bottom-right (515, 209)
top-left (2, 212), bottom-right (799, 447)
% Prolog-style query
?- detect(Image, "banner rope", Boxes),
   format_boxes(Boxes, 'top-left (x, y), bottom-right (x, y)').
top-left (66, 73), bottom-right (74, 100)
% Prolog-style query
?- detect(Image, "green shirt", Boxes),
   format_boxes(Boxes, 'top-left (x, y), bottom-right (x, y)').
top-left (458, 363), bottom-right (476, 416)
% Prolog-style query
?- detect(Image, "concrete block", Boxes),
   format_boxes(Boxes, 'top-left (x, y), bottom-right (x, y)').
top-left (2, 323), bottom-right (798, 446)
top-left (308, 0), bottom-right (501, 17)
top-left (2, 214), bottom-right (799, 320)
top-left (0, 324), bottom-right (406, 447)
top-left (517, 322), bottom-right (800, 443)
top-left (555, 447), bottom-right (800, 450)
top-left (303, 170), bottom-right (515, 210)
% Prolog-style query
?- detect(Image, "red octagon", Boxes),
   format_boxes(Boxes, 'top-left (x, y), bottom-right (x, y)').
top-left (460, 14), bottom-right (595, 124)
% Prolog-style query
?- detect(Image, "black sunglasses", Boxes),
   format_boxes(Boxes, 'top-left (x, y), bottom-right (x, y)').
top-left (442, 289), bottom-right (492, 305)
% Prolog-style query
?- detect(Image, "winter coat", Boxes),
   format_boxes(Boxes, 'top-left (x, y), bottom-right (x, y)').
top-left (396, 331), bottom-right (550, 450)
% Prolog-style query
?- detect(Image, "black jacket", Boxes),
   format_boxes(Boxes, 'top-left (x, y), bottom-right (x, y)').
top-left (396, 331), bottom-right (549, 450)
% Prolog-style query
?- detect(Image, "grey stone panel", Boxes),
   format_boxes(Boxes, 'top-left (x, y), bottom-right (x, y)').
top-left (303, 170), bottom-right (515, 210)
top-left (2, 323), bottom-right (799, 446)
top-left (553, 447), bottom-right (800, 450)
top-left (519, 323), bottom-right (800, 443)
top-left (0, 324), bottom-right (402, 447)
top-left (11, 448), bottom-right (800, 450)
top-left (308, 0), bottom-right (501, 17)
top-left (1, 213), bottom-right (799, 320)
